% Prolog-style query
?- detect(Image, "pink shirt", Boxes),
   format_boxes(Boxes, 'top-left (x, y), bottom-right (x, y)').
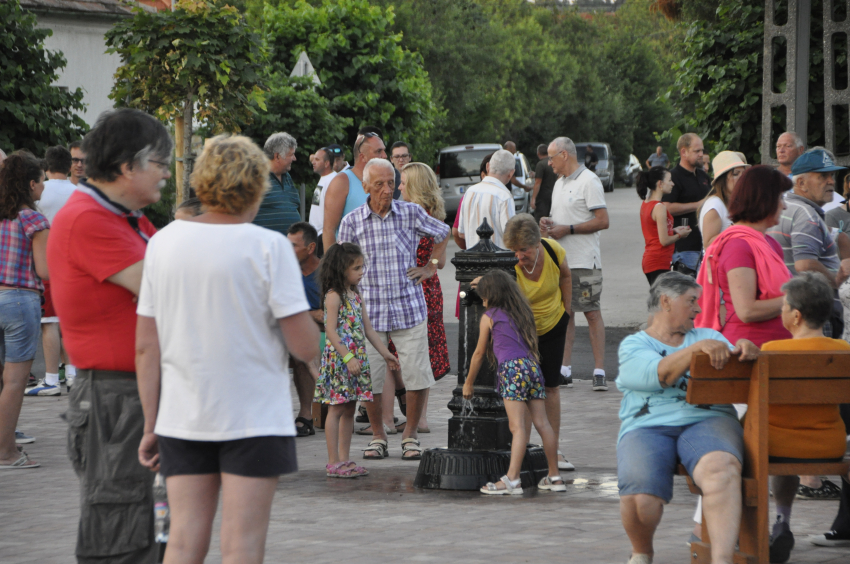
top-left (717, 236), bottom-right (790, 346)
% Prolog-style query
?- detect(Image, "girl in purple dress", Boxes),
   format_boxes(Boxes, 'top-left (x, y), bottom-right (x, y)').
top-left (463, 270), bottom-right (564, 495)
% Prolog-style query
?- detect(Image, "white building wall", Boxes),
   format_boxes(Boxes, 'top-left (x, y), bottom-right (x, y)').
top-left (36, 15), bottom-right (123, 127)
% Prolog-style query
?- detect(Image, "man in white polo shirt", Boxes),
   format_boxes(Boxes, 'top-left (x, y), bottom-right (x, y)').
top-left (457, 149), bottom-right (516, 248)
top-left (541, 136), bottom-right (610, 391)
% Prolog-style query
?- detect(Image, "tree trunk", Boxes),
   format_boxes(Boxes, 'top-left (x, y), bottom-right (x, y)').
top-left (181, 91), bottom-right (194, 203)
top-left (174, 116), bottom-right (184, 206)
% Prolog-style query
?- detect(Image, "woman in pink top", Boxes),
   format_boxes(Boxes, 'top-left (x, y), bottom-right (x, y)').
top-left (696, 166), bottom-right (793, 347)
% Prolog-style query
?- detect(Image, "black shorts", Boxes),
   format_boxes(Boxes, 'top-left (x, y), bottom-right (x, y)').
top-left (157, 435), bottom-right (298, 478)
top-left (537, 311), bottom-right (569, 388)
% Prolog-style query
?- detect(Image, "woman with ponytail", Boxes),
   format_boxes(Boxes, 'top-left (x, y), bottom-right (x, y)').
top-left (637, 167), bottom-right (691, 285)
top-left (0, 152), bottom-right (50, 469)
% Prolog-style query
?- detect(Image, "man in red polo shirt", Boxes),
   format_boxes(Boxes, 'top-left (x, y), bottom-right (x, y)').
top-left (48, 109), bottom-right (172, 564)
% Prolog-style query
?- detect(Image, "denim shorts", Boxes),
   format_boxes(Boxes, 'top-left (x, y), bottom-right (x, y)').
top-left (617, 415), bottom-right (743, 503)
top-left (0, 289), bottom-right (42, 363)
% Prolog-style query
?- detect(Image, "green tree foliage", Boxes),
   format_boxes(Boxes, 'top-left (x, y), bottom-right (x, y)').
top-left (664, 0), bottom-right (849, 163)
top-left (662, 0), bottom-right (765, 163)
top-left (0, 0), bottom-right (88, 154)
top-left (379, 0), bottom-right (677, 165)
top-left (241, 75), bottom-right (353, 191)
top-left (105, 0), bottom-right (267, 197)
top-left (261, 0), bottom-right (443, 163)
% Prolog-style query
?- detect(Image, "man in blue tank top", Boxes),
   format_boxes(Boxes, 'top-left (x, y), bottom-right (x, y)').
top-left (322, 132), bottom-right (387, 250)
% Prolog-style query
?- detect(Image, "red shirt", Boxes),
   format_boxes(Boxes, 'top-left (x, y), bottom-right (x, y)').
top-left (717, 236), bottom-right (790, 347)
top-left (640, 200), bottom-right (674, 273)
top-left (47, 190), bottom-right (157, 371)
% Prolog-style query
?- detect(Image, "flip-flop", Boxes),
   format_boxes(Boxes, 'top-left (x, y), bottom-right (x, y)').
top-left (0, 451), bottom-right (39, 470)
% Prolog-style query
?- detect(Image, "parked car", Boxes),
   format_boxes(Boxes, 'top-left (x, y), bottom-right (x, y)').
top-left (621, 154), bottom-right (642, 187)
top-left (436, 144), bottom-right (532, 217)
top-left (574, 142), bottom-right (615, 192)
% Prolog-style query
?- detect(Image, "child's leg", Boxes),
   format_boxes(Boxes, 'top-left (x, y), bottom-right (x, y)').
top-left (503, 399), bottom-right (530, 481)
top-left (324, 404), bottom-right (345, 465)
top-left (337, 402), bottom-right (357, 462)
top-left (528, 399), bottom-right (559, 477)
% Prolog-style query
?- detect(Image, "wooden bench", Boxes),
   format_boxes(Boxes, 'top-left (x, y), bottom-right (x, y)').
top-left (682, 351), bottom-right (850, 564)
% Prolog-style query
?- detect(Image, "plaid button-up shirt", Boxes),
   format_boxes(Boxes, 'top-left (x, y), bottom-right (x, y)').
top-left (338, 198), bottom-right (449, 332)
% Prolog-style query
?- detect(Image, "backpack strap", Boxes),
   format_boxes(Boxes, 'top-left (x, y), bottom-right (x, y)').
top-left (540, 239), bottom-right (560, 266)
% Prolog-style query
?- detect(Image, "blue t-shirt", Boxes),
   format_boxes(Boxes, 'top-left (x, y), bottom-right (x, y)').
top-left (616, 328), bottom-right (738, 443)
top-left (302, 269), bottom-right (320, 311)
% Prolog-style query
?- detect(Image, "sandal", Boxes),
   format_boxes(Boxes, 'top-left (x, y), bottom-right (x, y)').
top-left (401, 437), bottom-right (422, 460)
top-left (343, 460), bottom-right (369, 477)
top-left (363, 439), bottom-right (388, 459)
top-left (538, 475), bottom-right (567, 492)
top-left (356, 423), bottom-right (395, 436)
top-left (395, 421), bottom-right (430, 433)
top-left (295, 416), bottom-right (315, 437)
top-left (557, 450), bottom-right (576, 471)
top-left (797, 478), bottom-right (841, 500)
top-left (480, 475), bottom-right (522, 495)
top-left (0, 451), bottom-right (40, 470)
top-left (326, 462), bottom-right (357, 478)
top-left (355, 404), bottom-right (369, 423)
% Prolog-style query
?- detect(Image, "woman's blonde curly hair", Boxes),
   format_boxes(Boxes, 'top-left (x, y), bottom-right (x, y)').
top-left (401, 162), bottom-right (446, 220)
top-left (191, 135), bottom-right (270, 215)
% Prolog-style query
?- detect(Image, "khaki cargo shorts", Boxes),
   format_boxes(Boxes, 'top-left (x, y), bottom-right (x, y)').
top-left (570, 268), bottom-right (603, 313)
top-left (365, 320), bottom-right (435, 392)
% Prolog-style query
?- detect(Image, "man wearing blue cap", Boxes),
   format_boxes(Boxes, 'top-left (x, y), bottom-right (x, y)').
top-left (768, 147), bottom-right (850, 331)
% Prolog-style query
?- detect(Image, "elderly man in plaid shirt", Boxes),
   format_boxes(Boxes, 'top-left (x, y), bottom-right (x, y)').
top-left (338, 158), bottom-right (450, 461)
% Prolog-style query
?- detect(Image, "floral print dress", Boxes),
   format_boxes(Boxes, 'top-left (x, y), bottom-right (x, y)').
top-left (314, 292), bottom-right (374, 405)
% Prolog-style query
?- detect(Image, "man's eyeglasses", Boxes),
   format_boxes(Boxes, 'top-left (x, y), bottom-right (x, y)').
top-left (354, 132), bottom-right (380, 155)
top-left (71, 158), bottom-right (86, 165)
top-left (391, 153), bottom-right (410, 160)
top-left (548, 151), bottom-right (565, 162)
top-left (148, 159), bottom-right (171, 171)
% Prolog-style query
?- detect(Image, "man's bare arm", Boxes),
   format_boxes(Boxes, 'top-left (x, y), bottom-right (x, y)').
top-left (107, 260), bottom-right (144, 296)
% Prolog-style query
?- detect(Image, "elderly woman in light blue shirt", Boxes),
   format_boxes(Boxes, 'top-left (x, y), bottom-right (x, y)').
top-left (616, 272), bottom-right (758, 564)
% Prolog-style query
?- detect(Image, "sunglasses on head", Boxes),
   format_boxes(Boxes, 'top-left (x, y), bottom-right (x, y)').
top-left (324, 146), bottom-right (342, 154)
top-left (354, 132), bottom-right (380, 154)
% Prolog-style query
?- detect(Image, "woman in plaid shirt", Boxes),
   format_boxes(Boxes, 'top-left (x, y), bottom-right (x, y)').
top-left (0, 152), bottom-right (50, 470)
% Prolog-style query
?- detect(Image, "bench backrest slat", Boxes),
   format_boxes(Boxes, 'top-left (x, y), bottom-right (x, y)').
top-left (686, 379), bottom-right (749, 404)
top-left (769, 379), bottom-right (850, 404)
top-left (763, 351), bottom-right (850, 379)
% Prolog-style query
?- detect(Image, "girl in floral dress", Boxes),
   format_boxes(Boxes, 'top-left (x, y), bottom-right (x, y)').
top-left (315, 243), bottom-right (398, 477)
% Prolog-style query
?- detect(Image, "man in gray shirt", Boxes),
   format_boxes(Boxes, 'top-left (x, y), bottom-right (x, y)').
top-left (646, 146), bottom-right (669, 169)
top-left (767, 148), bottom-right (850, 335)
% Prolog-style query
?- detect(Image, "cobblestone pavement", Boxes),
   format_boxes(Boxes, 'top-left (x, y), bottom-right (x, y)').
top-left (2, 375), bottom-right (847, 564)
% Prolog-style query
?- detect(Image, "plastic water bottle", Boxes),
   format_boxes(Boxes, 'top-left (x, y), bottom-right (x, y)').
top-left (153, 473), bottom-right (170, 547)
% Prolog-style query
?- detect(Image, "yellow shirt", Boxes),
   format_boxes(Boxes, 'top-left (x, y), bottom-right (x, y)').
top-left (761, 337), bottom-right (849, 460)
top-left (514, 238), bottom-right (566, 335)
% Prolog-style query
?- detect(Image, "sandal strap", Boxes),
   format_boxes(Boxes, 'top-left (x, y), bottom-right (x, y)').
top-left (401, 438), bottom-right (422, 453)
top-left (500, 475), bottom-right (520, 491)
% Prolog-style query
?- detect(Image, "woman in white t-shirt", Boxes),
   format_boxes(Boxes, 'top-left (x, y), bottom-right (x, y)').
top-left (698, 151), bottom-right (749, 248)
top-left (136, 135), bottom-right (319, 564)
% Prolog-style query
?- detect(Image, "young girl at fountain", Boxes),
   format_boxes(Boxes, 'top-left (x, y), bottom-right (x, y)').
top-left (463, 270), bottom-right (566, 494)
top-left (315, 243), bottom-right (399, 477)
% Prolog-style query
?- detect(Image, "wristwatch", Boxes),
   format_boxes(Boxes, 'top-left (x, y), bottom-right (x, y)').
top-left (570, 225), bottom-right (575, 235)
top-left (430, 258), bottom-right (439, 266)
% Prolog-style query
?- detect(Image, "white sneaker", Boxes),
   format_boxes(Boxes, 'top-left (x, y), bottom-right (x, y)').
top-left (24, 380), bottom-right (61, 396)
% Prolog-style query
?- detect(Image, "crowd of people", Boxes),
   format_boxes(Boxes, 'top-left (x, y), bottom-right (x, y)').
top-left (631, 132), bottom-right (850, 564)
top-left (2, 106), bottom-right (849, 564)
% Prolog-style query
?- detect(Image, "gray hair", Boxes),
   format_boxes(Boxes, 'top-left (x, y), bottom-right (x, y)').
top-left (780, 131), bottom-right (806, 149)
top-left (363, 158), bottom-right (394, 185)
top-left (551, 136), bottom-right (577, 157)
top-left (647, 272), bottom-right (700, 312)
top-left (263, 132), bottom-right (297, 160)
top-left (488, 149), bottom-right (515, 176)
top-left (782, 272), bottom-right (833, 329)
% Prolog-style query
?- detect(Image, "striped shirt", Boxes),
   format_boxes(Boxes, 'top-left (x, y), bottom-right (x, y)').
top-left (457, 177), bottom-right (516, 249)
top-left (253, 172), bottom-right (301, 236)
top-left (767, 193), bottom-right (840, 276)
top-left (338, 198), bottom-right (449, 332)
top-left (0, 208), bottom-right (50, 291)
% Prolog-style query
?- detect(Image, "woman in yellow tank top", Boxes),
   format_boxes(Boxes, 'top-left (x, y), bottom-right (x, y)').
top-left (503, 214), bottom-right (574, 471)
